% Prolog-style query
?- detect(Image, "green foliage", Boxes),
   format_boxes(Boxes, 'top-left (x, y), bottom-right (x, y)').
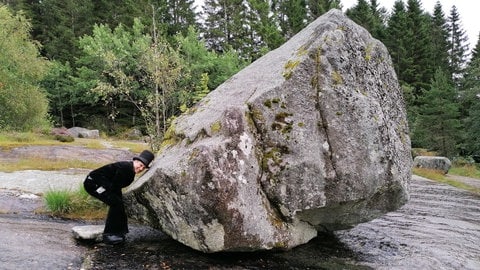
top-left (461, 38), bottom-right (480, 156)
top-left (175, 27), bottom-right (247, 100)
top-left (0, 6), bottom-right (51, 131)
top-left (345, 0), bottom-right (387, 40)
top-left (41, 61), bottom-right (77, 127)
top-left (413, 68), bottom-right (461, 157)
top-left (29, 0), bottom-right (95, 62)
top-left (44, 190), bottom-right (72, 214)
top-left (44, 185), bottom-right (106, 217)
top-left (447, 5), bottom-right (470, 86)
top-left (54, 134), bottom-right (75, 142)
top-left (77, 19), bottom-right (151, 121)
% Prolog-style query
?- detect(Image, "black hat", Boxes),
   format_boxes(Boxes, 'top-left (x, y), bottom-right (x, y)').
top-left (133, 150), bottom-right (155, 168)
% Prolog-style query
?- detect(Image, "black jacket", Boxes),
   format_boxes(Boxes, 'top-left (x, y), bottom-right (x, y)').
top-left (88, 161), bottom-right (135, 192)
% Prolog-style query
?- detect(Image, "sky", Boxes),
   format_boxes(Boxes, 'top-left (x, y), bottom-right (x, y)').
top-left (341, 0), bottom-right (478, 52)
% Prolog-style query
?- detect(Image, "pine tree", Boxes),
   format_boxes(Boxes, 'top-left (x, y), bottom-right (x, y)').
top-left (430, 1), bottom-right (450, 76)
top-left (202, 0), bottom-right (249, 55)
top-left (273, 0), bottom-right (308, 39)
top-left (404, 0), bottom-right (434, 95)
top-left (414, 68), bottom-right (461, 157)
top-left (385, 1), bottom-right (411, 86)
top-left (460, 35), bottom-right (480, 155)
top-left (246, 0), bottom-right (284, 59)
top-left (447, 5), bottom-right (469, 87)
top-left (30, 0), bottom-right (95, 62)
top-left (154, 0), bottom-right (198, 38)
top-left (345, 0), bottom-right (387, 40)
top-left (307, 0), bottom-right (341, 19)
top-left (471, 33), bottom-right (480, 60)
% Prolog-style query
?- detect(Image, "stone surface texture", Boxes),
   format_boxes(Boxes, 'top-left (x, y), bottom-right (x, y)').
top-left (72, 225), bottom-right (104, 241)
top-left (413, 156), bottom-right (451, 174)
top-left (124, 9), bottom-right (412, 253)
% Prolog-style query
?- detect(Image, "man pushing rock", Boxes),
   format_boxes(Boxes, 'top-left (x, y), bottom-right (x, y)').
top-left (83, 150), bottom-right (154, 245)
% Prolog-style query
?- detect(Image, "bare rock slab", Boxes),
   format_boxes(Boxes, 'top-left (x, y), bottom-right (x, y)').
top-left (125, 9), bottom-right (412, 253)
top-left (72, 225), bottom-right (103, 242)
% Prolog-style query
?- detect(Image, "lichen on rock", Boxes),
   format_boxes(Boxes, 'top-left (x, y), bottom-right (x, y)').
top-left (124, 9), bottom-right (412, 253)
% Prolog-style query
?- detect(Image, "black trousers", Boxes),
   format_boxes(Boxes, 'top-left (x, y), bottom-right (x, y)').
top-left (84, 177), bottom-right (129, 235)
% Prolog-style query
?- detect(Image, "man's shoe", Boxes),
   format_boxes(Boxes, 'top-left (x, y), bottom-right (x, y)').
top-left (103, 234), bottom-right (125, 245)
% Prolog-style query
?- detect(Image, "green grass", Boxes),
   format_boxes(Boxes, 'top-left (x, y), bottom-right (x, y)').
top-left (413, 167), bottom-right (480, 195)
top-left (0, 131), bottom-right (148, 172)
top-left (0, 131), bottom-right (147, 150)
top-left (0, 157), bottom-right (105, 172)
top-left (448, 164), bottom-right (480, 179)
top-left (44, 190), bottom-right (72, 214)
top-left (44, 184), bottom-right (107, 219)
top-left (0, 131), bottom-right (146, 219)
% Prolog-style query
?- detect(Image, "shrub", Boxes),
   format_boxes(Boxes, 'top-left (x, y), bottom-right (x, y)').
top-left (54, 134), bottom-right (75, 142)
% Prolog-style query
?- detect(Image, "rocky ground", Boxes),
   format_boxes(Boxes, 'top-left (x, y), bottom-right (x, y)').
top-left (1, 145), bottom-right (480, 269)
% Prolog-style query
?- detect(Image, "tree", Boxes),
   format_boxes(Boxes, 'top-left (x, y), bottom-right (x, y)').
top-left (41, 61), bottom-right (75, 127)
top-left (273, 0), bottom-right (308, 39)
top-left (447, 5), bottom-right (469, 86)
top-left (460, 35), bottom-right (480, 156)
top-left (155, 0), bottom-right (198, 38)
top-left (175, 26), bottom-right (247, 100)
top-left (140, 7), bottom-right (183, 149)
top-left (202, 0), bottom-right (249, 55)
top-left (0, 6), bottom-right (50, 131)
top-left (429, 1), bottom-right (450, 76)
top-left (77, 17), bottom-right (185, 149)
top-left (30, 0), bottom-right (95, 62)
top-left (77, 20), bottom-right (151, 131)
top-left (414, 68), bottom-right (461, 157)
top-left (345, 0), bottom-right (387, 40)
top-left (245, 0), bottom-right (284, 59)
top-left (404, 0), bottom-right (434, 94)
top-left (307, 0), bottom-right (341, 19)
top-left (385, 1), bottom-right (410, 86)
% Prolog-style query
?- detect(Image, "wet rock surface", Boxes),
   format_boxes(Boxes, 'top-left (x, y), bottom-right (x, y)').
top-left (83, 176), bottom-right (480, 269)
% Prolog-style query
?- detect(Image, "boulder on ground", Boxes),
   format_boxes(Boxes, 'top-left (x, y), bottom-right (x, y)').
top-left (124, 9), bottom-right (412, 253)
top-left (413, 156), bottom-right (451, 174)
top-left (68, 127), bottom-right (100, 139)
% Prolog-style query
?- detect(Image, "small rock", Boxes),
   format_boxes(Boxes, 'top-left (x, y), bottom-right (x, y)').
top-left (72, 225), bottom-right (104, 241)
top-left (18, 193), bottom-right (39, 199)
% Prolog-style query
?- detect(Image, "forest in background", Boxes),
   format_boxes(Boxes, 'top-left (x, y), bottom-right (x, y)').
top-left (1, 0), bottom-right (479, 158)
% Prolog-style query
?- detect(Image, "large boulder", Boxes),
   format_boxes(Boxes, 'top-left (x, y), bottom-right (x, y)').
top-left (125, 9), bottom-right (412, 253)
top-left (413, 156), bottom-right (451, 174)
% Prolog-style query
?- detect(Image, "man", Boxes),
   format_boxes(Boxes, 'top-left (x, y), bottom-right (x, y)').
top-left (84, 150), bottom-right (154, 245)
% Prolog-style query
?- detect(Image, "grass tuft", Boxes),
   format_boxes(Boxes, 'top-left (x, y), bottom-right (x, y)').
top-left (44, 190), bottom-right (73, 214)
top-left (44, 184), bottom-right (107, 219)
